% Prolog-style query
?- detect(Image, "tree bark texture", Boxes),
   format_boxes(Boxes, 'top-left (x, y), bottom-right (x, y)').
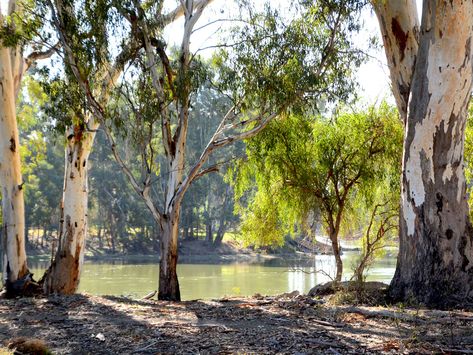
top-left (0, 42), bottom-right (29, 294)
top-left (373, 0), bottom-right (419, 123)
top-left (158, 213), bottom-right (180, 301)
top-left (158, 131), bottom-right (187, 300)
top-left (383, 0), bottom-right (473, 305)
top-left (42, 123), bottom-right (97, 294)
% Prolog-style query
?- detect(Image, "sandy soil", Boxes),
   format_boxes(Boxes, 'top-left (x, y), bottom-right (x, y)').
top-left (1, 293), bottom-right (473, 354)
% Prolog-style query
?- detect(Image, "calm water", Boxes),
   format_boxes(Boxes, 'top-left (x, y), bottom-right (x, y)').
top-left (27, 251), bottom-right (397, 300)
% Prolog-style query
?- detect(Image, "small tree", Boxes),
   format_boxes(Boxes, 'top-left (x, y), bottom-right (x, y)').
top-left (232, 103), bottom-right (403, 282)
top-left (351, 199), bottom-right (398, 284)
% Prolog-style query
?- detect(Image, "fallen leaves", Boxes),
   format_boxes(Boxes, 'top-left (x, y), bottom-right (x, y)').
top-left (0, 293), bottom-right (472, 354)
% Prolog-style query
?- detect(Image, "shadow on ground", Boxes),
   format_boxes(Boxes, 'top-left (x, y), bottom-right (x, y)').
top-left (1, 293), bottom-right (472, 354)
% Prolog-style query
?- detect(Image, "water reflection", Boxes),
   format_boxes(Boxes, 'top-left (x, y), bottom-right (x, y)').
top-left (26, 251), bottom-right (396, 300)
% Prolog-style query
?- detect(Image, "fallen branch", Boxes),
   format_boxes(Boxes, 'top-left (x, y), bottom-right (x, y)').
top-left (141, 290), bottom-right (157, 300)
top-left (337, 306), bottom-right (427, 323)
top-left (310, 319), bottom-right (345, 328)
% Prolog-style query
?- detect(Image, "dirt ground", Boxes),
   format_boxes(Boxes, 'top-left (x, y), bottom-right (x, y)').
top-left (1, 293), bottom-right (472, 354)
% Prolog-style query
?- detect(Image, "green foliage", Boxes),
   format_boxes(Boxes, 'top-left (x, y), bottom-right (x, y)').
top-left (231, 102), bottom-right (403, 248)
top-left (22, 0), bottom-right (378, 259)
top-left (40, 76), bottom-right (86, 133)
top-left (214, 0), bottom-right (365, 114)
top-left (0, 0), bottom-right (46, 48)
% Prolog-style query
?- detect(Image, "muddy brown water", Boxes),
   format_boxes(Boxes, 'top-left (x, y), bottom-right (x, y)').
top-left (25, 251), bottom-right (396, 300)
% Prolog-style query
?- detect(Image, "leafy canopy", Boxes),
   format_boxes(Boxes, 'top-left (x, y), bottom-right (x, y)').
top-left (230, 102), bottom-right (403, 248)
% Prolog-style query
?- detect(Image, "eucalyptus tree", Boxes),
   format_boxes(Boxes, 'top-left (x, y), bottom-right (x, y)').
top-left (373, 1), bottom-right (473, 305)
top-left (232, 104), bottom-right (403, 281)
top-left (0, 0), bottom-right (57, 295)
top-left (36, 0), bottom-right (195, 294)
top-left (47, 0), bottom-right (363, 300)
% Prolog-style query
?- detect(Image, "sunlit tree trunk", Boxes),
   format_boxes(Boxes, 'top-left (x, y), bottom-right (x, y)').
top-left (158, 204), bottom-right (182, 301)
top-left (0, 45), bottom-right (29, 292)
top-left (375, 0), bottom-right (473, 305)
top-left (42, 122), bottom-right (97, 294)
top-left (159, 117), bottom-right (188, 300)
top-left (372, 0), bottom-right (419, 124)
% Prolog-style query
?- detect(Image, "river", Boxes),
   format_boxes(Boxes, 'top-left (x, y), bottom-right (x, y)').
top-left (26, 251), bottom-right (396, 300)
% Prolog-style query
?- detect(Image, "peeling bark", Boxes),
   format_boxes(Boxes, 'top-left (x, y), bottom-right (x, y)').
top-left (42, 122), bottom-right (97, 294)
top-left (372, 0), bottom-right (419, 123)
top-left (383, 0), bottom-right (473, 305)
top-left (0, 37), bottom-right (29, 293)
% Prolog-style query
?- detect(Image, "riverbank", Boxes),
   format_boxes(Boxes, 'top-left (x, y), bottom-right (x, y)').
top-left (27, 234), bottom-right (364, 260)
top-left (1, 292), bottom-right (472, 354)
top-left (27, 238), bottom-right (320, 266)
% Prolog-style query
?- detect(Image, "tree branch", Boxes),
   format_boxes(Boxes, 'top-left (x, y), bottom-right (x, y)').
top-left (25, 42), bottom-right (60, 70)
top-left (162, 0), bottom-right (215, 26)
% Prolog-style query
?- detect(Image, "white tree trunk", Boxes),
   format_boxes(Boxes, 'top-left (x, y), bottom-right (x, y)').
top-left (388, 0), bottom-right (473, 305)
top-left (0, 44), bottom-right (29, 291)
top-left (159, 133), bottom-right (187, 300)
top-left (42, 122), bottom-right (97, 294)
top-left (373, 0), bottom-right (419, 123)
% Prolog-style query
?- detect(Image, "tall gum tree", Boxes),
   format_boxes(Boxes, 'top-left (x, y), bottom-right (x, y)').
top-left (48, 0), bottom-right (219, 300)
top-left (41, 69), bottom-right (125, 294)
top-left (40, 0), bottom-right (192, 294)
top-left (0, 28), bottom-right (28, 292)
top-left (1, 0), bottom-right (55, 295)
top-left (373, 0), bottom-right (473, 305)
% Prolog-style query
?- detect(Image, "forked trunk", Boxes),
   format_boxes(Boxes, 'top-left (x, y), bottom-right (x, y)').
top-left (42, 123), bottom-right (96, 294)
top-left (0, 45), bottom-right (29, 295)
top-left (391, 0), bottom-right (473, 305)
top-left (158, 213), bottom-right (180, 301)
